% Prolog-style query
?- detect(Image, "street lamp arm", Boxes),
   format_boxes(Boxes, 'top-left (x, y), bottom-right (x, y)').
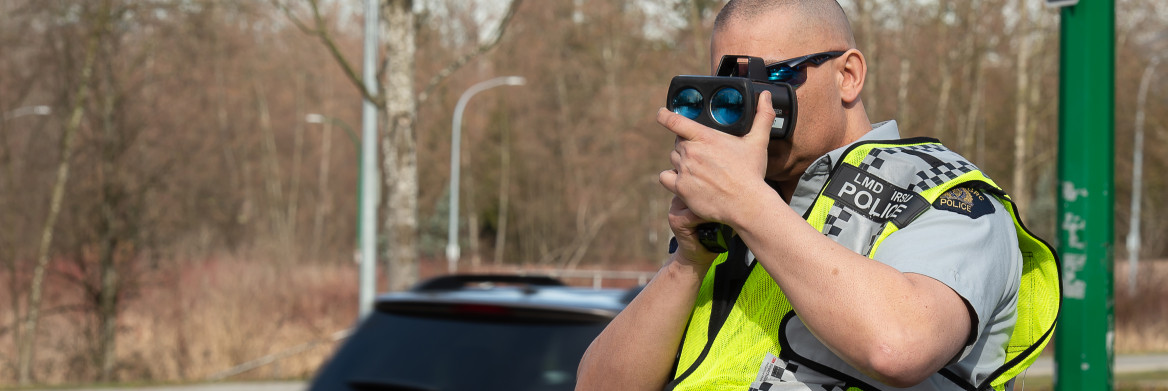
top-left (307, 113), bottom-right (360, 150)
top-left (3, 105), bottom-right (51, 121)
top-left (331, 118), bottom-right (360, 149)
top-left (447, 76), bottom-right (526, 272)
top-left (452, 77), bottom-right (527, 121)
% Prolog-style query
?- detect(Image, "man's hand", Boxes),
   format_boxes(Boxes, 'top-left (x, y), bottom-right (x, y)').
top-left (664, 196), bottom-right (719, 267)
top-left (657, 91), bottom-right (777, 227)
top-left (577, 92), bottom-right (785, 391)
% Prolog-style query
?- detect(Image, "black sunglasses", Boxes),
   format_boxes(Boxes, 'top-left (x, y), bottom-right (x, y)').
top-left (765, 50), bottom-right (847, 87)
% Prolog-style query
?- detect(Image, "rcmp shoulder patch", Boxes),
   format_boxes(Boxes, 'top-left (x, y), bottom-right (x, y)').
top-left (933, 187), bottom-right (995, 219)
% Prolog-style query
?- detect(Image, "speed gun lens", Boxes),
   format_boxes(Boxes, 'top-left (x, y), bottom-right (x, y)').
top-left (671, 88), bottom-right (703, 119)
top-left (710, 88), bottom-right (745, 125)
top-left (667, 58), bottom-right (799, 139)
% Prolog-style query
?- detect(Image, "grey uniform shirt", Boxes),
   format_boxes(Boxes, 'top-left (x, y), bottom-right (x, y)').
top-left (746, 120), bottom-right (1023, 390)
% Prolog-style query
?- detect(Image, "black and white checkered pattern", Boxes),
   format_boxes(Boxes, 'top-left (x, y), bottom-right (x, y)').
top-left (750, 381), bottom-right (849, 391)
top-left (821, 208), bottom-right (853, 237)
top-left (749, 382), bottom-right (773, 391)
top-left (912, 161), bottom-right (977, 190)
top-left (865, 143), bottom-right (979, 192)
top-left (748, 361), bottom-right (805, 391)
top-left (883, 143), bottom-right (948, 154)
top-left (857, 150), bottom-right (886, 172)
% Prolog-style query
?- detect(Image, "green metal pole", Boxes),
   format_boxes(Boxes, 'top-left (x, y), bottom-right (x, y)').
top-left (1055, 1), bottom-right (1115, 390)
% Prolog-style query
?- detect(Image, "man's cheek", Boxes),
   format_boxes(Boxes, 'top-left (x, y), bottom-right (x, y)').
top-left (764, 153), bottom-right (790, 178)
top-left (766, 140), bottom-right (790, 157)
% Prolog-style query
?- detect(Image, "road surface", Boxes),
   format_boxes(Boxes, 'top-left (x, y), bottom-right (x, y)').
top-left (1027, 353), bottom-right (1168, 376)
top-left (31, 382), bottom-right (305, 391)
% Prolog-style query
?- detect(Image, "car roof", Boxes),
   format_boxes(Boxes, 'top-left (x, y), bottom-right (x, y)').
top-left (374, 275), bottom-right (640, 316)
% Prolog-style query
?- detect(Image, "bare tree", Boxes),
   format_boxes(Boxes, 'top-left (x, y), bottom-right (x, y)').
top-left (281, 0), bottom-right (523, 290)
top-left (1011, 0), bottom-right (1034, 210)
top-left (853, 0), bottom-right (880, 114)
top-left (0, 0), bottom-right (52, 360)
top-left (379, 0), bottom-right (420, 289)
top-left (0, 0), bottom-right (1165, 383)
top-left (930, 0), bottom-right (956, 142)
top-left (18, 0), bottom-right (106, 383)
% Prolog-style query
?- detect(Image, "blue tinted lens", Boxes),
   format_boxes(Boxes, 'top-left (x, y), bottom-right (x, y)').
top-left (671, 88), bottom-right (703, 119)
top-left (710, 88), bottom-right (744, 125)
top-left (769, 65), bottom-right (797, 83)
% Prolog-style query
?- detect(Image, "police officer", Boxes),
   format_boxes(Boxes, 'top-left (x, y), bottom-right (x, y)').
top-left (577, 1), bottom-right (1057, 390)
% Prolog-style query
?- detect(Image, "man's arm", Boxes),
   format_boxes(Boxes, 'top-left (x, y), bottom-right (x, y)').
top-left (576, 197), bottom-right (716, 391)
top-left (731, 194), bottom-right (971, 387)
top-left (658, 97), bottom-right (970, 387)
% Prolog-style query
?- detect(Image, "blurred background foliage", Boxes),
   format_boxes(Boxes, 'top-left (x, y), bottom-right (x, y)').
top-left (1, 0), bottom-right (1166, 384)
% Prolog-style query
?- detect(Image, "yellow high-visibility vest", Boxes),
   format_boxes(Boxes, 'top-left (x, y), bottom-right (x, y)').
top-left (668, 139), bottom-right (1059, 391)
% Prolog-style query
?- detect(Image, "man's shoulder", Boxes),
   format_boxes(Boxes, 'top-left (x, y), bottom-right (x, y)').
top-left (900, 186), bottom-right (1016, 241)
top-left (932, 186), bottom-right (1000, 220)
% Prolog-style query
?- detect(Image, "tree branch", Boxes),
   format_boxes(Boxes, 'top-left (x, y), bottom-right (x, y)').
top-left (417, 0), bottom-right (524, 104)
top-left (278, 0), bottom-right (383, 106)
top-left (275, 0), bottom-right (318, 34)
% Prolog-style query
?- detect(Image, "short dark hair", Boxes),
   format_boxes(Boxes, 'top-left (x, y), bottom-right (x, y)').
top-left (713, 0), bottom-right (856, 48)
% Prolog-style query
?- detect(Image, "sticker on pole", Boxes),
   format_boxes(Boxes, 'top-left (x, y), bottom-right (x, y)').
top-left (1045, 0), bottom-right (1078, 8)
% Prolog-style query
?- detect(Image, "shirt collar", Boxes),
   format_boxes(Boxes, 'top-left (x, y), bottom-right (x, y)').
top-left (787, 120), bottom-right (902, 217)
top-left (823, 120), bottom-right (901, 165)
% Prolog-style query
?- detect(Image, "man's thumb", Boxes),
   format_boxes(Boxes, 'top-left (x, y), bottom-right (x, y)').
top-left (746, 91), bottom-right (777, 143)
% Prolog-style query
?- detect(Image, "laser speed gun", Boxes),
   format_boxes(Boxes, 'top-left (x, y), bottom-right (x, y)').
top-left (666, 55), bottom-right (798, 139)
top-left (665, 55), bottom-right (799, 253)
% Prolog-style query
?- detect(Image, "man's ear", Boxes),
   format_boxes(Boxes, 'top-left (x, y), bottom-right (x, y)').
top-left (837, 49), bottom-right (866, 105)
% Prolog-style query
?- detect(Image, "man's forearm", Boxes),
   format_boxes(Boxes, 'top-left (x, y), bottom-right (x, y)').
top-left (576, 256), bottom-right (708, 390)
top-left (728, 193), bottom-right (970, 386)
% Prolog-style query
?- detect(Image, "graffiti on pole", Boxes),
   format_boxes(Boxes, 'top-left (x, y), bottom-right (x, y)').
top-left (1061, 181), bottom-right (1089, 300)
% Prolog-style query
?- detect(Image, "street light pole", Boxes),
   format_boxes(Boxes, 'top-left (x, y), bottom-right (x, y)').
top-left (1127, 56), bottom-right (1159, 297)
top-left (358, 0), bottom-right (379, 321)
top-left (447, 76), bottom-right (525, 273)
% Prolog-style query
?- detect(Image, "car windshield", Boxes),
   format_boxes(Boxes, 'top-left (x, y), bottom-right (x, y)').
top-left (312, 308), bottom-right (609, 391)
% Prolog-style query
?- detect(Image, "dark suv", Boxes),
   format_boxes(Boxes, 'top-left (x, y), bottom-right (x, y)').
top-left (309, 274), bottom-right (642, 391)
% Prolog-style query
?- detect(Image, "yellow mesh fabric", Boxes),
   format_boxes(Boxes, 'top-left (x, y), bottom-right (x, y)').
top-left (839, 144), bottom-right (885, 165)
top-left (674, 252), bottom-right (725, 375)
top-left (989, 201), bottom-right (1060, 390)
top-left (672, 141), bottom-right (1058, 390)
top-left (805, 197), bottom-right (837, 231)
top-left (673, 261), bottom-right (795, 390)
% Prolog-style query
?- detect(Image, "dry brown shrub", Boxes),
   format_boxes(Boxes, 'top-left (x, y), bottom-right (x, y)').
top-left (0, 255), bottom-right (357, 385)
top-left (1115, 259), bottom-right (1168, 354)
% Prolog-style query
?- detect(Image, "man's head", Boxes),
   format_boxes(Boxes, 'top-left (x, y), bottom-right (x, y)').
top-left (711, 0), bottom-right (870, 190)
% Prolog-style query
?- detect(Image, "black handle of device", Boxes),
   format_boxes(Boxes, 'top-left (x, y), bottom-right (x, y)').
top-left (696, 223), bottom-right (731, 253)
